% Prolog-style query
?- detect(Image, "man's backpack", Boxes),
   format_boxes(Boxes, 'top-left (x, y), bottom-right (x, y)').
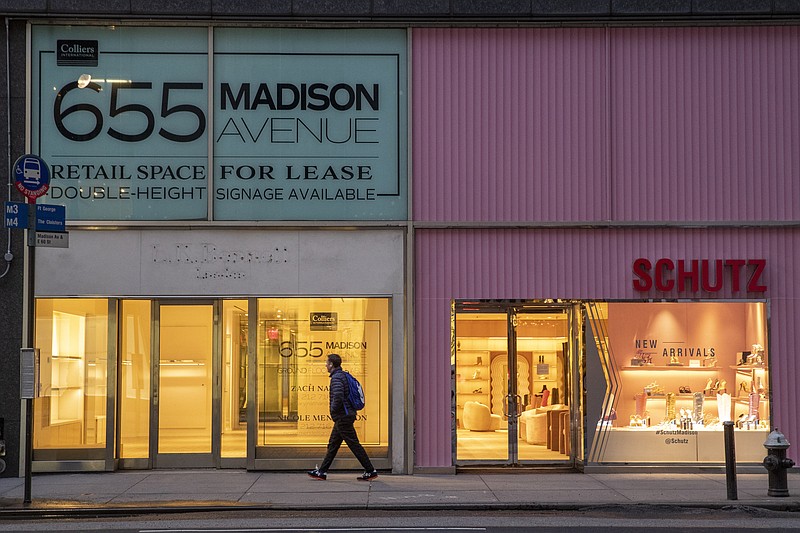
top-left (343, 371), bottom-right (365, 413)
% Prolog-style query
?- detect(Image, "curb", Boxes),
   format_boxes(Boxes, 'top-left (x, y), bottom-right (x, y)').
top-left (1, 500), bottom-right (799, 519)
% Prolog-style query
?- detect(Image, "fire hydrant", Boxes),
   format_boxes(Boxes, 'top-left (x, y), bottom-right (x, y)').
top-left (763, 428), bottom-right (794, 497)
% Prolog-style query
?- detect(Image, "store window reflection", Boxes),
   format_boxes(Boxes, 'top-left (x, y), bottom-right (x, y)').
top-left (222, 300), bottom-right (248, 458)
top-left (119, 300), bottom-right (151, 458)
top-left (34, 299), bottom-right (109, 451)
top-left (256, 298), bottom-right (389, 450)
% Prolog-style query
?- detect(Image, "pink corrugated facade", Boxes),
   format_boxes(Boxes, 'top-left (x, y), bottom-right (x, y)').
top-left (412, 27), bottom-right (800, 468)
top-left (413, 26), bottom-right (800, 223)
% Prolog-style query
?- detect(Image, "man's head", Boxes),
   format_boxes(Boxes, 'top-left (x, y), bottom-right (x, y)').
top-left (326, 353), bottom-right (342, 372)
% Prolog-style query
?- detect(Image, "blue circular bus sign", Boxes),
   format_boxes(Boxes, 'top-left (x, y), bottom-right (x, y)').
top-left (14, 154), bottom-right (50, 201)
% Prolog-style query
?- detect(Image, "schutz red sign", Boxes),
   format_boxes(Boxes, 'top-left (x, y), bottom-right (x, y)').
top-left (633, 258), bottom-right (767, 293)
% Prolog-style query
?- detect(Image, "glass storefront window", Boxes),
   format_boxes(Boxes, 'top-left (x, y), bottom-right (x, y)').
top-left (33, 296), bottom-right (391, 466)
top-left (34, 299), bottom-right (109, 451)
top-left (119, 300), bottom-right (151, 459)
top-left (588, 301), bottom-right (770, 464)
top-left (256, 298), bottom-right (390, 449)
top-left (222, 300), bottom-right (248, 458)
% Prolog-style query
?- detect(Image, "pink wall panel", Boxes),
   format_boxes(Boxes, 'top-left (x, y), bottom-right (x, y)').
top-left (412, 28), bottom-right (609, 222)
top-left (611, 26), bottom-right (800, 222)
top-left (412, 26), bottom-right (800, 223)
top-left (413, 228), bottom-right (800, 467)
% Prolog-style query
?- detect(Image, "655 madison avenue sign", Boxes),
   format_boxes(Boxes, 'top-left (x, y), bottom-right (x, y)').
top-left (32, 27), bottom-right (408, 221)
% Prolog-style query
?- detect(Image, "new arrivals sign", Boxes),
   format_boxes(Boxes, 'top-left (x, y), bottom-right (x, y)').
top-left (30, 26), bottom-right (407, 221)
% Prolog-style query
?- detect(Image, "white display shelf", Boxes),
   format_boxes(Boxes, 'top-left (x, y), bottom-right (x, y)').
top-left (645, 395), bottom-right (718, 400)
top-left (621, 366), bottom-right (719, 371)
top-left (594, 426), bottom-right (769, 462)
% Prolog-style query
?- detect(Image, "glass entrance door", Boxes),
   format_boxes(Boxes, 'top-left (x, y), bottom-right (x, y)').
top-left (454, 309), bottom-right (510, 462)
top-left (454, 303), bottom-right (575, 466)
top-left (514, 309), bottom-right (572, 462)
top-left (154, 303), bottom-right (217, 467)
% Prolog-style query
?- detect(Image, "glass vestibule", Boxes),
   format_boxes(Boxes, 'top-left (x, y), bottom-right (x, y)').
top-left (453, 302), bottom-right (577, 466)
top-left (35, 296), bottom-right (389, 470)
top-left (155, 303), bottom-right (215, 466)
top-left (118, 299), bottom-right (248, 468)
top-left (587, 301), bottom-right (771, 465)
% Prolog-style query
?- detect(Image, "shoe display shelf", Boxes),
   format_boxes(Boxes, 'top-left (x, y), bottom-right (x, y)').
top-left (731, 365), bottom-right (770, 423)
top-left (455, 350), bottom-right (490, 428)
top-left (620, 365), bottom-right (728, 426)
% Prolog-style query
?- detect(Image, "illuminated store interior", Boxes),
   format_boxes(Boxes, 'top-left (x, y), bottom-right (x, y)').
top-left (588, 301), bottom-right (770, 464)
top-left (32, 297), bottom-right (390, 468)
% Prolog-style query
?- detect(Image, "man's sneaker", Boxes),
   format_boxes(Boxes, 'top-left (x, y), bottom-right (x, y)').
top-left (307, 469), bottom-right (326, 480)
top-left (357, 470), bottom-right (378, 481)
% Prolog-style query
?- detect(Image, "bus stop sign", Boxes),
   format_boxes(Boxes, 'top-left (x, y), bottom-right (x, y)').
top-left (13, 154), bottom-right (50, 202)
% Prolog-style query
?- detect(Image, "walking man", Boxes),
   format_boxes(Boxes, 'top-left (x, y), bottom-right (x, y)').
top-left (307, 353), bottom-right (378, 481)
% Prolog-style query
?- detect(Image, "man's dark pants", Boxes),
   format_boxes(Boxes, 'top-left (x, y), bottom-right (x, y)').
top-left (319, 414), bottom-right (374, 472)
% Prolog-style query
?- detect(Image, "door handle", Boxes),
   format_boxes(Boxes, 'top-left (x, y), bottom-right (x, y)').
top-left (512, 394), bottom-right (523, 419)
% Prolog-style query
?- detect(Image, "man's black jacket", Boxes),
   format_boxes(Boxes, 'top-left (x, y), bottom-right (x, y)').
top-left (328, 367), bottom-right (355, 422)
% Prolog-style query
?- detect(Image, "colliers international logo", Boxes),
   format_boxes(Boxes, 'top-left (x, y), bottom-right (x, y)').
top-left (310, 312), bottom-right (338, 331)
top-left (57, 40), bottom-right (98, 66)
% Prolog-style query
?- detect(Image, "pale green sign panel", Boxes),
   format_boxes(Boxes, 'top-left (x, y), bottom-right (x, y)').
top-left (31, 26), bottom-right (210, 220)
top-left (214, 29), bottom-right (407, 220)
top-left (30, 27), bottom-right (407, 221)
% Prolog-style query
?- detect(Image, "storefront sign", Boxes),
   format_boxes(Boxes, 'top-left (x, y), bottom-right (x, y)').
top-left (32, 27), bottom-right (209, 220)
top-left (213, 28), bottom-right (406, 221)
top-left (633, 338), bottom-right (716, 363)
top-left (31, 26), bottom-right (407, 221)
top-left (310, 312), bottom-right (338, 331)
top-left (56, 40), bottom-right (98, 66)
top-left (632, 258), bottom-right (767, 293)
top-left (263, 303), bottom-right (385, 442)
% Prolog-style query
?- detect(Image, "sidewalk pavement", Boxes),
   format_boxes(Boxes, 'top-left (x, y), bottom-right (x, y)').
top-left (0, 469), bottom-right (799, 517)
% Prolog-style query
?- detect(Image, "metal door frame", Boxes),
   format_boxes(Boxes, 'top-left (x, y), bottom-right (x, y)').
top-left (511, 304), bottom-right (578, 467)
top-left (506, 309), bottom-right (521, 461)
top-left (453, 300), bottom-right (579, 467)
top-left (151, 300), bottom-right (220, 468)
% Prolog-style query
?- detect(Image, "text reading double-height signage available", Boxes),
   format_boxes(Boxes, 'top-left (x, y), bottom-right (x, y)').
top-left (4, 202), bottom-right (66, 231)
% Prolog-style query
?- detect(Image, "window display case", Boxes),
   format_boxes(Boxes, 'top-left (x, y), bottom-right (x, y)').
top-left (34, 299), bottom-right (109, 451)
top-left (589, 302), bottom-right (770, 464)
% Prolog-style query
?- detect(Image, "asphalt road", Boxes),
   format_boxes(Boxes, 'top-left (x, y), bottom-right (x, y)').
top-left (0, 507), bottom-right (799, 532)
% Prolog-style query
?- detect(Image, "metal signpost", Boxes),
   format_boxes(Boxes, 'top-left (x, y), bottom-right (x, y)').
top-left (8, 154), bottom-right (61, 504)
